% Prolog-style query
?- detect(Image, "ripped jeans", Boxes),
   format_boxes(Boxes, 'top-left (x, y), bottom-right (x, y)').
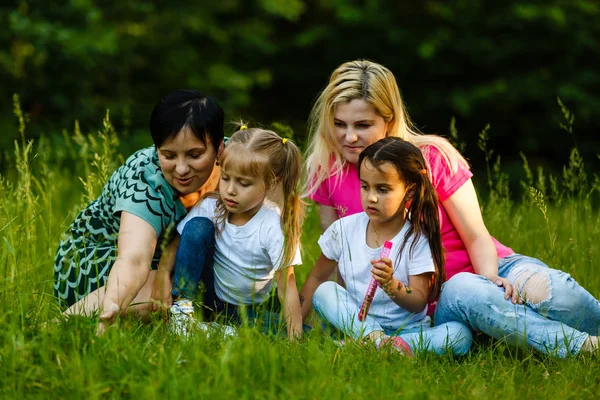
top-left (435, 254), bottom-right (600, 357)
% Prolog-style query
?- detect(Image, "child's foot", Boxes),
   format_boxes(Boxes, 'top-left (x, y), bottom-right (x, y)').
top-left (580, 336), bottom-right (598, 353)
top-left (169, 299), bottom-right (195, 336)
top-left (376, 335), bottom-right (413, 356)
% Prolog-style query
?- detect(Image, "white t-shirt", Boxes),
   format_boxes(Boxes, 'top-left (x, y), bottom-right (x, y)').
top-left (177, 198), bottom-right (302, 305)
top-left (318, 212), bottom-right (435, 329)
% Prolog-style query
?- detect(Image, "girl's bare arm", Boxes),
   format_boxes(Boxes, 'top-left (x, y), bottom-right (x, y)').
top-left (276, 266), bottom-right (303, 341)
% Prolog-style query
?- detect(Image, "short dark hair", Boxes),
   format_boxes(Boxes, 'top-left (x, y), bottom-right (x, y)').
top-left (149, 90), bottom-right (224, 151)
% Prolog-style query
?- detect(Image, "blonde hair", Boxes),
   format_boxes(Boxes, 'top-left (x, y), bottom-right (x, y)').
top-left (213, 128), bottom-right (305, 269)
top-left (304, 59), bottom-right (468, 196)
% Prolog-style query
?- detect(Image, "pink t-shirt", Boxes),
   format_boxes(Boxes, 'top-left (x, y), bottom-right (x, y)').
top-left (309, 145), bottom-right (514, 281)
top-left (310, 162), bottom-right (363, 219)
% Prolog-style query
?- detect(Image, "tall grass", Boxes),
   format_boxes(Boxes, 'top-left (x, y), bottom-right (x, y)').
top-left (1, 98), bottom-right (600, 398)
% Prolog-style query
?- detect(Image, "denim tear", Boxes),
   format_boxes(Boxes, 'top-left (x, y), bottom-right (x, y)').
top-left (508, 267), bottom-right (551, 304)
top-left (490, 304), bottom-right (518, 318)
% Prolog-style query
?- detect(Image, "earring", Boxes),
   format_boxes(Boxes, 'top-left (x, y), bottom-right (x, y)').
top-left (216, 160), bottom-right (220, 166)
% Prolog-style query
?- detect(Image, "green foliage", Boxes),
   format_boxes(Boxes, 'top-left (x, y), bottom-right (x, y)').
top-left (74, 111), bottom-right (122, 206)
top-left (0, 98), bottom-right (121, 327)
top-left (519, 152), bottom-right (534, 203)
top-left (528, 187), bottom-right (555, 251)
top-left (1, 0), bottom-right (599, 177)
top-left (2, 123), bottom-right (600, 396)
top-left (476, 123), bottom-right (495, 195)
top-left (563, 148), bottom-right (588, 197)
top-left (448, 116), bottom-right (466, 154)
top-left (269, 121), bottom-right (296, 141)
top-left (0, 1), bottom-right (316, 134)
top-left (1, 114), bottom-right (600, 398)
top-left (2, 52), bottom-right (600, 396)
top-left (557, 96), bottom-right (575, 136)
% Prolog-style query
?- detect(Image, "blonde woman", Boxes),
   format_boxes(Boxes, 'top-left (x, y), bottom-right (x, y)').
top-left (299, 59), bottom-right (600, 357)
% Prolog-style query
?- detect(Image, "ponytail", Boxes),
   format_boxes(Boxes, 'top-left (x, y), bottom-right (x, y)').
top-left (279, 140), bottom-right (306, 268)
top-left (405, 169), bottom-right (445, 299)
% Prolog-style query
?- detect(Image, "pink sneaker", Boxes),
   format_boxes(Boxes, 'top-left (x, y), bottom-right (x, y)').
top-left (378, 336), bottom-right (413, 356)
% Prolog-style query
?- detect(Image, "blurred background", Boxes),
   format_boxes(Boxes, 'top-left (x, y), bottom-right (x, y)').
top-left (1, 0), bottom-right (598, 189)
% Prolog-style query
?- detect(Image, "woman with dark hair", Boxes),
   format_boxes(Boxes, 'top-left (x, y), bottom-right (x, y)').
top-left (53, 90), bottom-right (224, 332)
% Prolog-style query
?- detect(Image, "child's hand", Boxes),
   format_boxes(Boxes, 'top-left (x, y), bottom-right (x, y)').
top-left (371, 257), bottom-right (394, 288)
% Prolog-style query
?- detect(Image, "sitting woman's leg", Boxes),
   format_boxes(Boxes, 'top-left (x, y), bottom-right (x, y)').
top-left (500, 254), bottom-right (600, 336)
top-left (435, 272), bottom-right (589, 358)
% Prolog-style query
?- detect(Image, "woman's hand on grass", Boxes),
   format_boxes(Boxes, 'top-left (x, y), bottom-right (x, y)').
top-left (97, 302), bottom-right (120, 335)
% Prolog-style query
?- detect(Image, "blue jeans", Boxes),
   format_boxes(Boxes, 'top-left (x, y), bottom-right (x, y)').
top-left (435, 254), bottom-right (600, 358)
top-left (172, 217), bottom-right (216, 301)
top-left (312, 281), bottom-right (472, 355)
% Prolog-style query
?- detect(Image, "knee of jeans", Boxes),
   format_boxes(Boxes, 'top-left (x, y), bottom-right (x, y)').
top-left (521, 269), bottom-right (585, 312)
top-left (437, 273), bottom-right (495, 314)
top-left (312, 281), bottom-right (338, 312)
top-left (181, 217), bottom-right (215, 244)
top-left (511, 268), bottom-right (551, 305)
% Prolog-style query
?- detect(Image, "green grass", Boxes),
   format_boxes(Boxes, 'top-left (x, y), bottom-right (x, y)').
top-left (2, 105), bottom-right (600, 398)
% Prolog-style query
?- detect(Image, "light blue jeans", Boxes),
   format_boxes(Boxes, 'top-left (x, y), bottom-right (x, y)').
top-left (313, 281), bottom-right (472, 355)
top-left (435, 254), bottom-right (600, 358)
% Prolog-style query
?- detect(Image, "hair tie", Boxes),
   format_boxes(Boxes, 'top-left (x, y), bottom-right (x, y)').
top-left (420, 169), bottom-right (427, 175)
top-left (282, 138), bottom-right (288, 145)
top-left (240, 125), bottom-right (248, 130)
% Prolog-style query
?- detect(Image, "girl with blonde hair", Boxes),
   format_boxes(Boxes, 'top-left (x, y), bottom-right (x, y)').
top-left (300, 59), bottom-right (600, 357)
top-left (170, 127), bottom-right (305, 340)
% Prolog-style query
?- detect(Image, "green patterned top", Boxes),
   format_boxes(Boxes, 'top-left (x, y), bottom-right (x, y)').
top-left (53, 146), bottom-right (187, 308)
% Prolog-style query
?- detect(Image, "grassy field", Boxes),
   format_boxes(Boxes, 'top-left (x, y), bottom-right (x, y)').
top-left (1, 106), bottom-right (600, 399)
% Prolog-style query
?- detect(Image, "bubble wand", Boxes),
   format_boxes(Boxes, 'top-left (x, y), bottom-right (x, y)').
top-left (358, 241), bottom-right (393, 321)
